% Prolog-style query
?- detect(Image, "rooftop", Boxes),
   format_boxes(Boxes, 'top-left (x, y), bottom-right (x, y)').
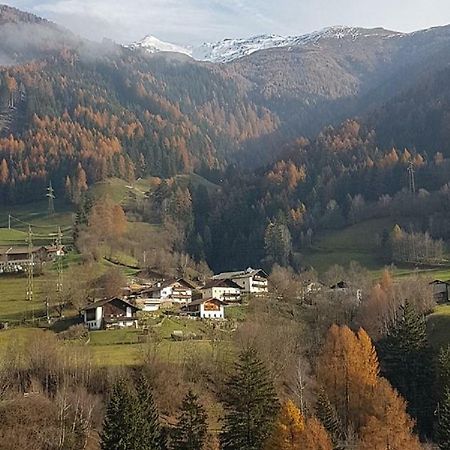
top-left (212, 267), bottom-right (267, 280)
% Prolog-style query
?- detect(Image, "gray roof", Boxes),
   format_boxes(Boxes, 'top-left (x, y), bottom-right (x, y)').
top-left (201, 279), bottom-right (241, 290)
top-left (0, 246), bottom-right (46, 256)
top-left (212, 268), bottom-right (267, 281)
top-left (83, 297), bottom-right (140, 312)
top-left (430, 279), bottom-right (450, 285)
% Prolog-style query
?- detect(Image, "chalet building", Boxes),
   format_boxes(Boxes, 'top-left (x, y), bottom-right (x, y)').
top-left (212, 268), bottom-right (268, 295)
top-left (0, 245), bottom-right (64, 273)
top-left (128, 278), bottom-right (196, 312)
top-left (182, 298), bottom-right (225, 319)
top-left (201, 279), bottom-right (241, 302)
top-left (83, 297), bottom-right (139, 330)
top-left (0, 246), bottom-right (45, 265)
top-left (430, 280), bottom-right (450, 304)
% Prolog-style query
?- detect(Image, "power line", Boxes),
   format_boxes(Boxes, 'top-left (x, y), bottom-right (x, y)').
top-left (56, 226), bottom-right (63, 299)
top-left (7, 214), bottom-right (70, 231)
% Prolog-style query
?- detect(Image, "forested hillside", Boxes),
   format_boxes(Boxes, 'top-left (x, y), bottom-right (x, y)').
top-left (3, 5), bottom-right (450, 273)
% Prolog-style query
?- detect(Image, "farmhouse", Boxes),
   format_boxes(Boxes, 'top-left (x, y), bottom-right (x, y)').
top-left (430, 279), bottom-right (450, 304)
top-left (82, 297), bottom-right (139, 330)
top-left (201, 279), bottom-right (241, 302)
top-left (0, 246), bottom-right (44, 264)
top-left (126, 278), bottom-right (196, 312)
top-left (143, 278), bottom-right (196, 303)
top-left (0, 245), bottom-right (63, 273)
top-left (182, 298), bottom-right (225, 319)
top-left (212, 267), bottom-right (268, 295)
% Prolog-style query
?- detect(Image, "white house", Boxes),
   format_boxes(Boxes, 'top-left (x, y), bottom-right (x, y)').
top-left (126, 278), bottom-right (196, 312)
top-left (182, 298), bottom-right (225, 319)
top-left (201, 279), bottom-right (241, 302)
top-left (82, 297), bottom-right (139, 330)
top-left (212, 268), bottom-right (268, 295)
top-left (145, 278), bottom-right (195, 304)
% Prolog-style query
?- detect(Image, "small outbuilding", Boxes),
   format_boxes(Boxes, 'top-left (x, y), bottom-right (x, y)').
top-left (429, 280), bottom-right (450, 304)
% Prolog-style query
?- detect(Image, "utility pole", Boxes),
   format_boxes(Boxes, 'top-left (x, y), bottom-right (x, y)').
top-left (47, 181), bottom-right (55, 216)
top-left (407, 162), bottom-right (416, 195)
top-left (8, 214), bottom-right (10, 230)
top-left (26, 225), bottom-right (33, 302)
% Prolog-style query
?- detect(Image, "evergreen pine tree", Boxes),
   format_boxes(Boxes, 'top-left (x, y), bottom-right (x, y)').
top-left (378, 301), bottom-right (435, 437)
top-left (172, 390), bottom-right (208, 450)
top-left (316, 388), bottom-right (344, 448)
top-left (220, 347), bottom-right (279, 450)
top-left (439, 346), bottom-right (450, 394)
top-left (101, 378), bottom-right (139, 450)
top-left (135, 374), bottom-right (163, 450)
top-left (437, 388), bottom-right (450, 450)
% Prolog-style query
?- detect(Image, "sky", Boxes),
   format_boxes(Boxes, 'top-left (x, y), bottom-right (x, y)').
top-left (5, 0), bottom-right (450, 46)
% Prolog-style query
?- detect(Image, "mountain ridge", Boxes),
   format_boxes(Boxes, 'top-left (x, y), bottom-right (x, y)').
top-left (129, 25), bottom-right (404, 63)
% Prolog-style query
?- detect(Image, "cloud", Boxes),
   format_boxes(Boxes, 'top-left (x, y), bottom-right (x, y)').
top-left (27, 0), bottom-right (265, 44)
top-left (4, 0), bottom-right (450, 46)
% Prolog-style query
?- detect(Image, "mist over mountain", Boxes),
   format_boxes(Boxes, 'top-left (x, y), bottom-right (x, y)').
top-left (1, 4), bottom-right (450, 203)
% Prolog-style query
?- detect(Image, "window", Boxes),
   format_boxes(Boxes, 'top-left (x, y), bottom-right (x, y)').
top-left (86, 309), bottom-right (96, 321)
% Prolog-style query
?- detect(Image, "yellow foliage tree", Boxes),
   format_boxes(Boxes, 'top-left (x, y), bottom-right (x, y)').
top-left (358, 379), bottom-right (421, 450)
top-left (317, 325), bottom-right (379, 429)
top-left (318, 325), bottom-right (421, 447)
top-left (300, 417), bottom-right (333, 450)
top-left (265, 400), bottom-right (304, 450)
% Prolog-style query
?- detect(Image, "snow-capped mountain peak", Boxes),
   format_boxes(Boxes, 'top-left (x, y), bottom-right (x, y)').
top-left (129, 26), bottom-right (403, 64)
top-left (192, 26), bottom-right (403, 63)
top-left (128, 35), bottom-right (192, 57)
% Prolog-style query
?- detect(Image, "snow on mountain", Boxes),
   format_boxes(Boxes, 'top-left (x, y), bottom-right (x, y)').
top-left (128, 35), bottom-right (192, 57)
top-left (129, 26), bottom-right (403, 63)
top-left (193, 27), bottom-right (403, 63)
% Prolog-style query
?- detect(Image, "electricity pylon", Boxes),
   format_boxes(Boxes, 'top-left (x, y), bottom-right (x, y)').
top-left (407, 162), bottom-right (416, 195)
top-left (47, 181), bottom-right (55, 216)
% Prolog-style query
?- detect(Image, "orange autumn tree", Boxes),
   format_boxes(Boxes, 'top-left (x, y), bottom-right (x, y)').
top-left (0, 159), bottom-right (9, 184)
top-left (317, 325), bottom-right (421, 448)
top-left (87, 197), bottom-right (128, 256)
top-left (265, 400), bottom-right (304, 450)
top-left (300, 418), bottom-right (333, 450)
top-left (358, 379), bottom-right (421, 450)
top-left (317, 325), bottom-right (379, 429)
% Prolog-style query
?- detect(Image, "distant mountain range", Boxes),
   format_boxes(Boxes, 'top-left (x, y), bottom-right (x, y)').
top-left (2, 3), bottom-right (450, 203)
top-left (129, 26), bottom-right (404, 63)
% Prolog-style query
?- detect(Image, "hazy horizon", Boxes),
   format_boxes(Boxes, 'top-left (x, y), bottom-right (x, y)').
top-left (3, 0), bottom-right (450, 46)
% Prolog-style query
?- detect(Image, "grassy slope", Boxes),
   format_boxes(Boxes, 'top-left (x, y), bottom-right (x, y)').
top-left (428, 305), bottom-right (450, 350)
top-left (0, 199), bottom-right (75, 322)
top-left (302, 218), bottom-right (393, 273)
top-left (86, 318), bottom-right (213, 366)
top-left (303, 217), bottom-right (450, 279)
top-left (0, 199), bottom-right (74, 235)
